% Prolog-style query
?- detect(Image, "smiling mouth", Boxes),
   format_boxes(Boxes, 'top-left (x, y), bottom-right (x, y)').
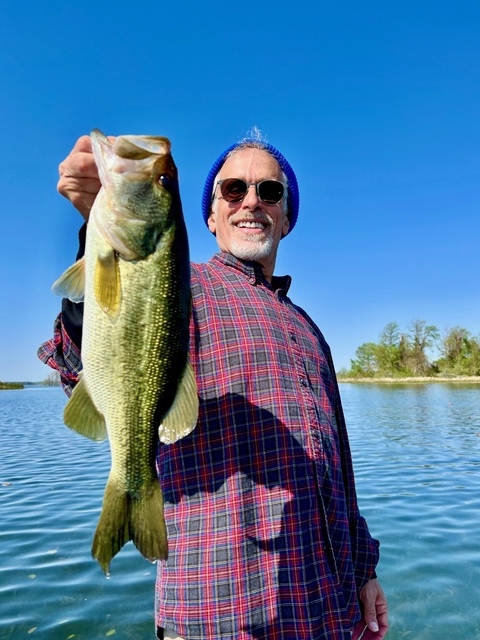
top-left (236, 220), bottom-right (267, 230)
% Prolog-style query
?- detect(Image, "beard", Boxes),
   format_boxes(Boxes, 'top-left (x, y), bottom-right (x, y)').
top-left (227, 212), bottom-right (276, 262)
top-left (228, 234), bottom-right (275, 262)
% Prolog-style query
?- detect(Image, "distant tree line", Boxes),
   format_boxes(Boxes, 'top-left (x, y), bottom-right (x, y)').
top-left (0, 372), bottom-right (60, 390)
top-left (341, 320), bottom-right (480, 378)
top-left (0, 381), bottom-right (24, 390)
top-left (43, 371), bottom-right (61, 386)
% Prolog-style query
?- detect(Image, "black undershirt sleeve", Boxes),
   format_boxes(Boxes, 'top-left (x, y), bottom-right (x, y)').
top-left (61, 223), bottom-right (87, 350)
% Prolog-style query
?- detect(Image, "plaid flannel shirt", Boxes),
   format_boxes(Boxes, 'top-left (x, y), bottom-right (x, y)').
top-left (38, 251), bottom-right (379, 640)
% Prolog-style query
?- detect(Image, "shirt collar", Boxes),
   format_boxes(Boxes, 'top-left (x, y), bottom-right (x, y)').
top-left (210, 252), bottom-right (292, 294)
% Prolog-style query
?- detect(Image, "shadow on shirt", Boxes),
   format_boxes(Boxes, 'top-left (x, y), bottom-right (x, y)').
top-left (156, 392), bottom-right (356, 639)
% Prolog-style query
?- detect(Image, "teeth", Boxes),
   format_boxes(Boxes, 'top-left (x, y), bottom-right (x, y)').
top-left (237, 221), bottom-right (265, 229)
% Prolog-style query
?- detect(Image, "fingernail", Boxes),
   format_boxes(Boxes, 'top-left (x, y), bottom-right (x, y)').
top-left (369, 621), bottom-right (379, 632)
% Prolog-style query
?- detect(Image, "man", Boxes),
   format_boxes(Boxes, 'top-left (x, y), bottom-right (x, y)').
top-left (39, 134), bottom-right (388, 640)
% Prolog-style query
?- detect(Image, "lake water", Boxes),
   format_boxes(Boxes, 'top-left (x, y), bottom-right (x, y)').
top-left (1, 384), bottom-right (479, 639)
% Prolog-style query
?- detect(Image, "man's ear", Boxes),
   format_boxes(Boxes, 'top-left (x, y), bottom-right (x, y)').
top-left (207, 211), bottom-right (217, 235)
top-left (281, 213), bottom-right (290, 238)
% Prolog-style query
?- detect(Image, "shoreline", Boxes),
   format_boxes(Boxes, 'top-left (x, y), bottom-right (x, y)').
top-left (337, 376), bottom-right (480, 384)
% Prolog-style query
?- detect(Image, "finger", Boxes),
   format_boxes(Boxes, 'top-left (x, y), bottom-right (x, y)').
top-left (59, 189), bottom-right (97, 221)
top-left (373, 608), bottom-right (389, 639)
top-left (360, 579), bottom-right (388, 636)
top-left (57, 175), bottom-right (101, 220)
top-left (65, 132), bottom-right (115, 156)
top-left (58, 135), bottom-right (94, 177)
top-left (58, 134), bottom-right (116, 180)
top-left (69, 193), bottom-right (97, 220)
top-left (59, 150), bottom-right (99, 180)
top-left (362, 597), bottom-right (379, 633)
top-left (58, 134), bottom-right (96, 180)
top-left (58, 177), bottom-right (101, 197)
top-left (69, 134), bottom-right (93, 154)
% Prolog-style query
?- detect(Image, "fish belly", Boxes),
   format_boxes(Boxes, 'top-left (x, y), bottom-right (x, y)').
top-left (82, 224), bottom-right (189, 573)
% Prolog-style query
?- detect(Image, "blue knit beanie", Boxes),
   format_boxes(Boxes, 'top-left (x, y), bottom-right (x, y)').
top-left (201, 139), bottom-right (299, 235)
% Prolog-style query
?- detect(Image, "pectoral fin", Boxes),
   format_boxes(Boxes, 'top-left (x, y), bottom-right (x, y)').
top-left (94, 249), bottom-right (121, 318)
top-left (52, 257), bottom-right (85, 302)
top-left (64, 377), bottom-right (107, 441)
top-left (159, 360), bottom-right (198, 444)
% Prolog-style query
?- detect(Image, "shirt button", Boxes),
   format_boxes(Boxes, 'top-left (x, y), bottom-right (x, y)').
top-left (290, 333), bottom-right (297, 342)
top-left (300, 377), bottom-right (308, 387)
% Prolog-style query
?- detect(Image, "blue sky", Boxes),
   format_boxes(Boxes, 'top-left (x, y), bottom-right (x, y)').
top-left (1, 1), bottom-right (479, 381)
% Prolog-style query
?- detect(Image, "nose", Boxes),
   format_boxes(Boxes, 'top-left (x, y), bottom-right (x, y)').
top-left (241, 184), bottom-right (261, 209)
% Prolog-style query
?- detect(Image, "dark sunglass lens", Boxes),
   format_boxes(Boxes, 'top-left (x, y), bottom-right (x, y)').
top-left (220, 179), bottom-right (247, 202)
top-left (258, 181), bottom-right (284, 204)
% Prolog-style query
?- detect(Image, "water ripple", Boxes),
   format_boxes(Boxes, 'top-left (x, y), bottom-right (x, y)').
top-left (340, 383), bottom-right (480, 639)
top-left (1, 388), bottom-right (155, 640)
top-left (1, 385), bottom-right (480, 639)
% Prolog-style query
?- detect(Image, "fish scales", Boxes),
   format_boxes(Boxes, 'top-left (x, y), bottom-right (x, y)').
top-left (52, 130), bottom-right (198, 574)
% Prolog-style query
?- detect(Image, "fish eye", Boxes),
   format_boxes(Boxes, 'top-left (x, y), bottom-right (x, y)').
top-left (158, 174), bottom-right (173, 189)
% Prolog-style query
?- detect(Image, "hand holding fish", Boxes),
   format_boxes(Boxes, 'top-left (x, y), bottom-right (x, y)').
top-left (57, 134), bottom-right (106, 221)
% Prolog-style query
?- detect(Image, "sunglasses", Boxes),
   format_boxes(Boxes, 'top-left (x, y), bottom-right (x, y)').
top-left (214, 178), bottom-right (286, 205)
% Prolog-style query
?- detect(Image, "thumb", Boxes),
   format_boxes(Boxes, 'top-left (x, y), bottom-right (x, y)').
top-left (361, 579), bottom-right (380, 633)
top-left (367, 620), bottom-right (379, 633)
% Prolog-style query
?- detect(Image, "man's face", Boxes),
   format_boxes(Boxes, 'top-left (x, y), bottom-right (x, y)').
top-left (208, 148), bottom-right (290, 280)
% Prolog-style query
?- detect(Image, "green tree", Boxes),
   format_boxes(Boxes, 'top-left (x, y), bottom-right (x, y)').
top-left (343, 319), bottom-right (479, 379)
top-left (437, 326), bottom-right (471, 374)
top-left (376, 322), bottom-right (402, 375)
top-left (404, 319), bottom-right (439, 375)
top-left (467, 337), bottom-right (480, 375)
top-left (437, 328), bottom-right (480, 375)
top-left (350, 342), bottom-right (378, 376)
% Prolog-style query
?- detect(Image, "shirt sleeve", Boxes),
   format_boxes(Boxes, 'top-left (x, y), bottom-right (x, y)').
top-left (295, 302), bottom-right (380, 591)
top-left (37, 310), bottom-right (83, 396)
top-left (37, 224), bottom-right (86, 396)
top-left (326, 347), bottom-right (380, 591)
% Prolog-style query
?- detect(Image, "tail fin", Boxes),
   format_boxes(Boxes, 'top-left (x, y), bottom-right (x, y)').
top-left (91, 476), bottom-right (168, 575)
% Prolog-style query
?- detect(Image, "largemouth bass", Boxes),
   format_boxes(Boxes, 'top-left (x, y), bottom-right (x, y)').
top-left (53, 129), bottom-right (198, 575)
